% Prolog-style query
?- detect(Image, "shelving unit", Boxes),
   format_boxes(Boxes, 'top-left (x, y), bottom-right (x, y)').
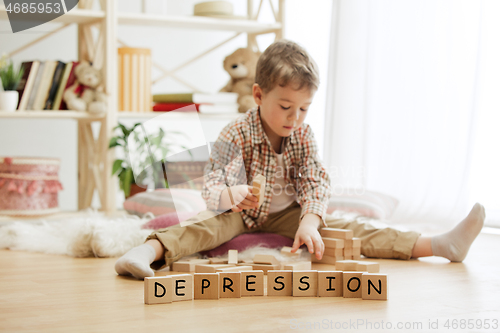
top-left (0, 0), bottom-right (284, 215)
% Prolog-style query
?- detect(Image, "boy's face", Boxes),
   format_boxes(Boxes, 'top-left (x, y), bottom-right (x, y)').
top-left (253, 83), bottom-right (315, 141)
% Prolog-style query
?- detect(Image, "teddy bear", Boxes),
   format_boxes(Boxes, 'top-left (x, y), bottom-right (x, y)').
top-left (220, 48), bottom-right (261, 113)
top-left (63, 61), bottom-right (106, 113)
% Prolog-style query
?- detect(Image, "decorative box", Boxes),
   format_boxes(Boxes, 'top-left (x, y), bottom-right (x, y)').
top-left (0, 157), bottom-right (63, 216)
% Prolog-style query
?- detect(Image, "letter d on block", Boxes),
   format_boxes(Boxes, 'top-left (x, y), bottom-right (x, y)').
top-left (144, 276), bottom-right (173, 304)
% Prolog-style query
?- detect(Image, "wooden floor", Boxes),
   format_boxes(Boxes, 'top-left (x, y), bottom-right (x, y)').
top-left (1, 231), bottom-right (499, 333)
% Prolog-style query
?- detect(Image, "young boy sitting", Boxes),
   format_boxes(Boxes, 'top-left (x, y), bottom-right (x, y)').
top-left (115, 40), bottom-right (485, 280)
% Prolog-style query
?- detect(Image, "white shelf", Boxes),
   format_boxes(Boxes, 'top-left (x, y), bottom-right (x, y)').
top-left (118, 13), bottom-right (281, 34)
top-left (0, 110), bottom-right (105, 120)
top-left (0, 6), bottom-right (280, 34)
top-left (117, 111), bottom-right (242, 120)
top-left (0, 6), bottom-right (104, 25)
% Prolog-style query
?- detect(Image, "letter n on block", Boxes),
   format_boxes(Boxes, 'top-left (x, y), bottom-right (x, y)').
top-left (318, 271), bottom-right (343, 297)
top-left (194, 273), bottom-right (219, 299)
top-left (292, 270), bottom-right (318, 297)
top-left (267, 270), bottom-right (292, 296)
top-left (144, 276), bottom-right (173, 304)
top-left (362, 273), bottom-right (388, 300)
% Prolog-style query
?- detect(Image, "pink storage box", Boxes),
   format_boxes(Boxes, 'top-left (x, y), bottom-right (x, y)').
top-left (0, 157), bottom-right (63, 216)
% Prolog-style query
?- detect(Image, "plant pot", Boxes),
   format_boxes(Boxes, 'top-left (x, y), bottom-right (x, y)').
top-left (127, 183), bottom-right (147, 199)
top-left (0, 90), bottom-right (19, 112)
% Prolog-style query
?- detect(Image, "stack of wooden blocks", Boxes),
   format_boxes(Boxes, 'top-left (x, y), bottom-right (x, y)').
top-left (312, 228), bottom-right (361, 264)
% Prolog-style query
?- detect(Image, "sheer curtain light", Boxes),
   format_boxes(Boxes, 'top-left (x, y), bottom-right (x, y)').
top-left (324, 0), bottom-right (500, 230)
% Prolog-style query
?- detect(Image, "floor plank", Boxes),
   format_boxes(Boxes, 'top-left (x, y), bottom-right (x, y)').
top-left (0, 232), bottom-right (499, 332)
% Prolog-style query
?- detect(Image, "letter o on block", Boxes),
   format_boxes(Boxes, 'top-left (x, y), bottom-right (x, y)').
top-left (343, 272), bottom-right (363, 298)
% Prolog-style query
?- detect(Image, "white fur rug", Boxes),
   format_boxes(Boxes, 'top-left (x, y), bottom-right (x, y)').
top-left (0, 210), bottom-right (154, 258)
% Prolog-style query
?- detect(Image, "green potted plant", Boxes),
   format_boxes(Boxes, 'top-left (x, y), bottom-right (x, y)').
top-left (109, 121), bottom-right (192, 198)
top-left (0, 55), bottom-right (24, 112)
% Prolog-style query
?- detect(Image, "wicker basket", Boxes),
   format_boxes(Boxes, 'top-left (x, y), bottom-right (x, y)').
top-left (0, 157), bottom-right (63, 216)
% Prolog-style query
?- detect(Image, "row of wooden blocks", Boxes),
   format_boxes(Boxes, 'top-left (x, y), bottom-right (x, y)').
top-left (145, 270), bottom-right (387, 304)
top-left (172, 251), bottom-right (312, 275)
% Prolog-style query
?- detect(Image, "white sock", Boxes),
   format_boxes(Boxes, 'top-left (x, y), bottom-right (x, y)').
top-left (431, 203), bottom-right (485, 262)
top-left (115, 243), bottom-right (156, 279)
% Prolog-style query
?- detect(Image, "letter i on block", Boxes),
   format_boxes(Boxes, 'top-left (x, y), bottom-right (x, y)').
top-left (362, 273), bottom-right (388, 300)
top-left (144, 276), bottom-right (173, 304)
top-left (318, 271), bottom-right (343, 297)
top-left (194, 273), bottom-right (219, 299)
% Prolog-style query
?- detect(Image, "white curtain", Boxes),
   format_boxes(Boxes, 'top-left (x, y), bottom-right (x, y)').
top-left (323, 0), bottom-right (500, 230)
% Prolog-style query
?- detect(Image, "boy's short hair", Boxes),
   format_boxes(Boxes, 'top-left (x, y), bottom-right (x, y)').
top-left (255, 39), bottom-right (319, 93)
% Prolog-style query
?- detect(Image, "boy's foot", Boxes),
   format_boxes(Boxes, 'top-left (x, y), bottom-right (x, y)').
top-left (115, 243), bottom-right (156, 279)
top-left (431, 203), bottom-right (486, 262)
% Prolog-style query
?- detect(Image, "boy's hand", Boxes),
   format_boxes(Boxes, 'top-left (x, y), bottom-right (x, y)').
top-left (219, 185), bottom-right (259, 212)
top-left (291, 213), bottom-right (324, 260)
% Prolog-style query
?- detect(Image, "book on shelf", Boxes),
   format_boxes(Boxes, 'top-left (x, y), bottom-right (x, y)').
top-left (58, 61), bottom-right (78, 110)
top-left (32, 60), bottom-right (58, 110)
top-left (198, 103), bottom-right (239, 113)
top-left (152, 102), bottom-right (200, 112)
top-left (16, 61), bottom-right (40, 111)
top-left (26, 61), bottom-right (45, 110)
top-left (152, 92), bottom-right (238, 104)
top-left (44, 61), bottom-right (65, 110)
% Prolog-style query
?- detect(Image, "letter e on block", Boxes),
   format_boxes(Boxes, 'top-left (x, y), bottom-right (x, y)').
top-left (318, 271), bottom-right (343, 297)
top-left (144, 276), bottom-right (173, 305)
top-left (343, 272), bottom-right (363, 298)
top-left (194, 273), bottom-right (219, 299)
top-left (171, 274), bottom-right (193, 302)
top-left (241, 270), bottom-right (264, 296)
top-left (362, 273), bottom-right (388, 300)
top-left (267, 270), bottom-right (292, 296)
top-left (292, 270), bottom-right (318, 297)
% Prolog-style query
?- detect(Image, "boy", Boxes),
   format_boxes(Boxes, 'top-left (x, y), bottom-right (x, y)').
top-left (116, 40), bottom-right (485, 279)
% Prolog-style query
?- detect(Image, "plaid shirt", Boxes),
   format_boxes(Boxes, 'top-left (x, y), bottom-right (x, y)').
top-left (202, 107), bottom-right (331, 228)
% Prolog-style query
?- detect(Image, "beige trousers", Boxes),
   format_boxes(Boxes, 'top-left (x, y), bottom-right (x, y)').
top-left (147, 202), bottom-right (420, 268)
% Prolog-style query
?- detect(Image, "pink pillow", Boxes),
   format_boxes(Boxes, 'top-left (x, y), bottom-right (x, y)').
top-left (141, 211), bottom-right (293, 255)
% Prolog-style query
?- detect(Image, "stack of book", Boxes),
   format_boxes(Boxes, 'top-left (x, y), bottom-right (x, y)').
top-left (16, 61), bottom-right (78, 111)
top-left (152, 92), bottom-right (239, 113)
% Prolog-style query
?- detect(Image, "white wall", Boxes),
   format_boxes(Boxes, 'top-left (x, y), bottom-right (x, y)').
top-left (0, 0), bottom-right (332, 211)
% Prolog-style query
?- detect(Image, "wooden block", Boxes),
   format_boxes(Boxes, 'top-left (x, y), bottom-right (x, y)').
top-left (352, 247), bottom-right (361, 256)
top-left (322, 238), bottom-right (345, 249)
top-left (362, 273), bottom-right (388, 300)
top-left (335, 260), bottom-right (359, 271)
top-left (144, 276), bottom-right (173, 304)
top-left (215, 265), bottom-right (253, 273)
top-left (352, 254), bottom-right (362, 260)
top-left (345, 237), bottom-right (361, 248)
top-left (343, 272), bottom-right (363, 298)
top-left (209, 257), bottom-right (228, 264)
top-left (311, 254), bottom-right (343, 265)
top-left (253, 254), bottom-right (280, 266)
top-left (195, 264), bottom-right (233, 273)
top-left (194, 273), bottom-right (219, 299)
top-left (267, 270), bottom-right (293, 296)
top-left (218, 272), bottom-right (241, 298)
top-left (227, 249), bottom-right (238, 264)
top-left (171, 274), bottom-right (193, 302)
top-left (283, 261), bottom-right (312, 271)
top-left (292, 270), bottom-right (318, 297)
top-left (281, 246), bottom-right (302, 257)
top-left (344, 255), bottom-right (353, 260)
top-left (318, 271), bottom-right (343, 297)
top-left (324, 247), bottom-right (343, 257)
top-left (343, 247), bottom-right (353, 257)
top-left (240, 270), bottom-right (264, 296)
top-left (252, 174), bottom-right (266, 207)
top-left (238, 263), bottom-right (279, 274)
top-left (356, 262), bottom-right (380, 273)
top-left (172, 259), bottom-right (210, 272)
top-left (239, 259), bottom-right (254, 264)
top-left (320, 228), bottom-right (353, 240)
